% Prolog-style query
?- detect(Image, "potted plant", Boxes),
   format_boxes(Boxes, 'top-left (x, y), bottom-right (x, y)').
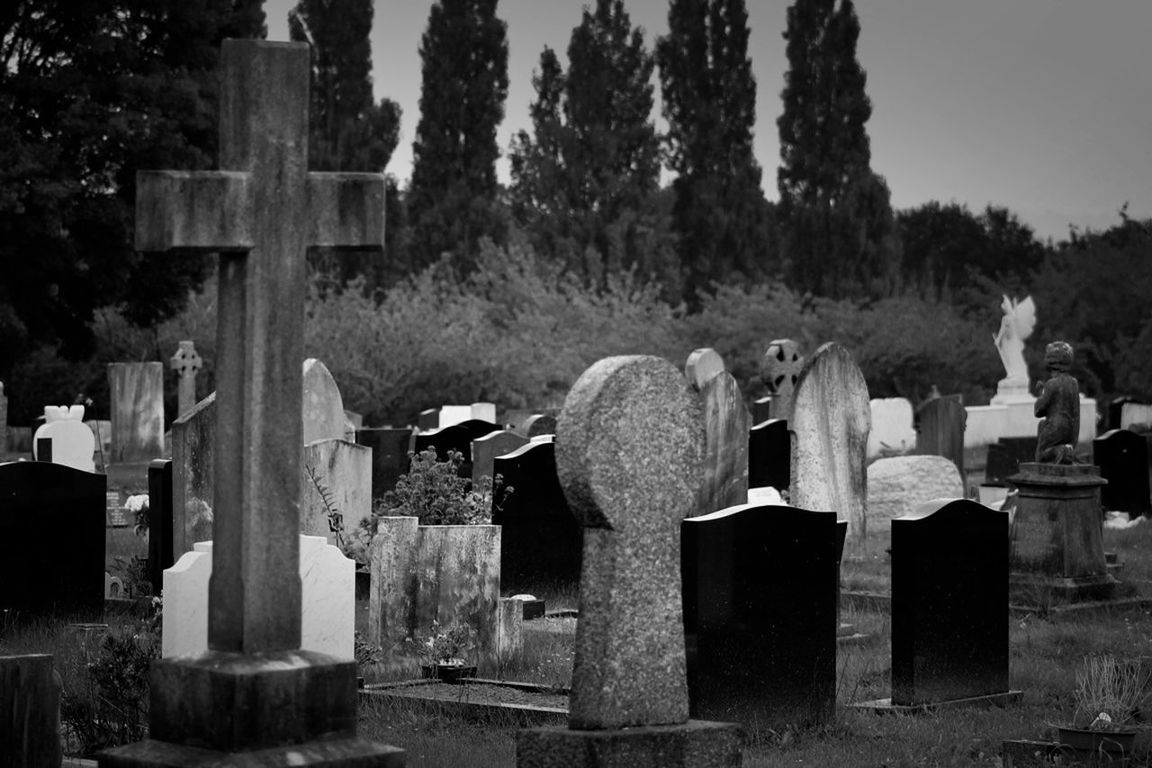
top-left (408, 620), bottom-right (478, 683)
top-left (1057, 654), bottom-right (1149, 757)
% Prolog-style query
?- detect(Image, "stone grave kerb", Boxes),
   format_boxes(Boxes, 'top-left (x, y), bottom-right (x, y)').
top-left (170, 340), bottom-right (203, 417)
top-left (100, 39), bottom-right (400, 766)
top-left (519, 355), bottom-right (741, 767)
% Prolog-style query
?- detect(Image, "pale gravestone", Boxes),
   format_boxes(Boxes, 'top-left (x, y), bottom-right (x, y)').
top-left (32, 405), bottom-right (96, 472)
top-left (303, 357), bottom-right (347, 444)
top-left (866, 455), bottom-right (964, 533)
top-left (471, 429), bottom-right (529, 486)
top-left (867, 397), bottom-right (915, 459)
top-left (302, 438), bottom-right (373, 543)
top-left (520, 413), bottom-right (557, 438)
top-left (163, 535), bottom-right (355, 659)
top-left (761, 338), bottom-right (805, 420)
top-left (517, 355), bottom-right (741, 768)
top-left (108, 362), bottom-right (165, 464)
top-left (790, 342), bottom-right (871, 555)
top-left (685, 348), bottom-right (749, 516)
top-left (99, 39), bottom-right (400, 766)
top-left (169, 393), bottom-right (216, 557)
top-left (170, 340), bottom-right (202, 417)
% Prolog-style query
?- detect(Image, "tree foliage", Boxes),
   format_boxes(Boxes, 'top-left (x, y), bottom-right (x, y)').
top-left (0, 0), bottom-right (264, 374)
top-left (657, 0), bottom-right (775, 305)
top-left (510, 0), bottom-right (673, 290)
top-left (407, 0), bottom-right (509, 273)
top-left (777, 0), bottom-right (897, 299)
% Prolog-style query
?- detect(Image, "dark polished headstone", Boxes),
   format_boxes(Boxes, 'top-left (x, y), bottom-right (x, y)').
top-left (748, 418), bottom-right (789, 491)
top-left (891, 499), bottom-right (1008, 705)
top-left (916, 395), bottom-right (966, 476)
top-left (986, 436), bottom-right (1038, 485)
top-left (751, 396), bottom-right (773, 425)
top-left (412, 419), bottom-right (500, 479)
top-left (147, 459), bottom-right (174, 597)
top-left (0, 461), bottom-right (106, 619)
top-left (1094, 429), bottom-right (1151, 518)
top-left (356, 427), bottom-right (413, 499)
top-left (1108, 397), bottom-right (1146, 431)
top-left (417, 408), bottom-right (438, 431)
top-left (682, 502), bottom-right (844, 729)
top-left (491, 439), bottom-right (581, 591)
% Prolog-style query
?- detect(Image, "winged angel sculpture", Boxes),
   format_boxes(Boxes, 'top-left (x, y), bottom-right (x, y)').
top-left (992, 295), bottom-right (1036, 384)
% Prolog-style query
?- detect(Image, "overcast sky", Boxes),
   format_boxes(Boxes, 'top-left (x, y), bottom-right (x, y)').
top-left (264, 0), bottom-right (1151, 241)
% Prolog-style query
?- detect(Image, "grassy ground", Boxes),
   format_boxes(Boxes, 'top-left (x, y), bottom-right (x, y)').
top-left (8, 524), bottom-right (1152, 765)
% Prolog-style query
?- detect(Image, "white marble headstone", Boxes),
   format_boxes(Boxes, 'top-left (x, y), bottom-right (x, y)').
top-left (33, 405), bottom-right (96, 472)
top-left (867, 397), bottom-right (916, 459)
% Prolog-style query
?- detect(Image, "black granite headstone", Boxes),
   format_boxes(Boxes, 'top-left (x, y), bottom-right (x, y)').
top-left (682, 502), bottom-right (844, 729)
top-left (412, 419), bottom-right (500, 479)
top-left (985, 436), bottom-right (1037, 485)
top-left (356, 427), bottom-right (413, 499)
top-left (417, 408), bottom-right (439, 431)
top-left (35, 438), bottom-right (52, 463)
top-left (916, 394), bottom-right (966, 476)
top-left (1108, 397), bottom-right (1147, 431)
top-left (751, 397), bottom-right (773, 425)
top-left (1094, 428), bottom-right (1151, 518)
top-left (748, 418), bottom-right (789, 491)
top-left (147, 458), bottom-right (174, 597)
top-left (0, 461), bottom-right (106, 619)
top-left (891, 498), bottom-right (1008, 705)
top-left (491, 439), bottom-right (581, 591)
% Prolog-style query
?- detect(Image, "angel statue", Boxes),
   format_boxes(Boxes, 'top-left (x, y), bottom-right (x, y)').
top-left (992, 295), bottom-right (1036, 385)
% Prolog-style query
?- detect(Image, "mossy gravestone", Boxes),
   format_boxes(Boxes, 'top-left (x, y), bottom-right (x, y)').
top-left (516, 355), bottom-right (741, 768)
top-left (685, 348), bottom-right (750, 517)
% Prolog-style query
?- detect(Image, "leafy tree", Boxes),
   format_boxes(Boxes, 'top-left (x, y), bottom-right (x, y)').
top-left (288, 0), bottom-right (402, 290)
top-left (407, 0), bottom-right (509, 273)
top-left (776, 0), bottom-right (897, 299)
top-left (510, 0), bottom-right (672, 288)
top-left (657, 0), bottom-right (775, 306)
top-left (0, 0), bottom-right (264, 375)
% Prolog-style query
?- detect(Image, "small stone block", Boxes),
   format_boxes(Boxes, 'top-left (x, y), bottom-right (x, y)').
top-left (515, 720), bottom-right (743, 768)
top-left (97, 736), bottom-right (405, 767)
top-left (147, 651), bottom-right (359, 753)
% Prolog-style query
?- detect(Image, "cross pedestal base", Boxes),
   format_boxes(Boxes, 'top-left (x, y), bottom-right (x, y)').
top-left (97, 651), bottom-right (404, 767)
top-left (516, 720), bottom-right (743, 768)
top-left (1008, 463), bottom-right (1117, 606)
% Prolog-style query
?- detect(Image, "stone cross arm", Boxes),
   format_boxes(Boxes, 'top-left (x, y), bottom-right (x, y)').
top-left (136, 170), bottom-right (385, 253)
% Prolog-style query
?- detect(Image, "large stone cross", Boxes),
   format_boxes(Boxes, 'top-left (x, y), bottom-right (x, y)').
top-left (136, 40), bottom-right (384, 654)
top-left (170, 340), bottom-right (202, 417)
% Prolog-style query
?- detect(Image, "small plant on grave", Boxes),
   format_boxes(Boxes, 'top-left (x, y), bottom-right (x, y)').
top-left (378, 448), bottom-right (509, 526)
top-left (354, 630), bottom-right (383, 669)
top-left (124, 494), bottom-right (149, 536)
top-left (406, 620), bottom-right (478, 667)
top-left (1071, 653), bottom-right (1150, 731)
top-left (109, 555), bottom-right (152, 598)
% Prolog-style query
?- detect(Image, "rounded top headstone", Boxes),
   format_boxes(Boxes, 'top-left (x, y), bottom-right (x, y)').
top-left (684, 348), bottom-right (725, 392)
top-left (301, 358), bottom-right (346, 444)
top-left (557, 356), bottom-right (704, 531)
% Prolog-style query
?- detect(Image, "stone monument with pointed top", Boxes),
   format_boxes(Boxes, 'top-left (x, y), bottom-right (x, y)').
top-left (170, 340), bottom-right (203, 418)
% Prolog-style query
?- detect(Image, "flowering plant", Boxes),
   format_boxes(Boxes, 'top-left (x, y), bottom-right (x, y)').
top-left (406, 620), bottom-right (477, 666)
top-left (125, 494), bottom-right (149, 536)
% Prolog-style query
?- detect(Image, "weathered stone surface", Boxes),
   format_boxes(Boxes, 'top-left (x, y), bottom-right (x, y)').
top-left (301, 438), bottom-right (373, 542)
top-left (163, 535), bottom-right (355, 659)
top-left (686, 349), bottom-right (749, 516)
top-left (866, 455), bottom-right (965, 533)
top-left (760, 339), bottom-right (804, 420)
top-left (520, 413), bottom-right (557, 438)
top-left (108, 362), bottom-right (165, 464)
top-left (302, 358), bottom-right (347, 445)
top-left (497, 597), bottom-right (524, 665)
top-left (471, 429), bottom-right (529, 486)
top-left (170, 340), bottom-right (203, 418)
top-left (557, 355), bottom-right (703, 730)
top-left (33, 405), bottom-right (95, 472)
top-left (170, 393), bottom-right (216, 556)
top-left (916, 394), bottom-right (966, 476)
top-left (790, 343), bottom-right (871, 554)
top-left (868, 397), bottom-right (915, 458)
top-left (368, 517), bottom-right (501, 665)
top-left (516, 721), bottom-right (743, 768)
top-left (0, 654), bottom-right (62, 768)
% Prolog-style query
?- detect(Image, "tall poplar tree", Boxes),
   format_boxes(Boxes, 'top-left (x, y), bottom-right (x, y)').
top-left (289, 0), bottom-right (402, 287)
top-left (511, 0), bottom-right (669, 287)
top-left (657, 0), bottom-right (775, 306)
top-left (407, 0), bottom-right (509, 272)
top-left (777, 0), bottom-right (897, 299)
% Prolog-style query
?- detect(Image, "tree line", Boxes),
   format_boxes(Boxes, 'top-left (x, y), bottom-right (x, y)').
top-left (1, 0), bottom-right (1147, 418)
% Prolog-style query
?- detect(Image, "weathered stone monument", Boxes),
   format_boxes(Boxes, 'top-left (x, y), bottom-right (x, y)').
top-left (760, 338), bottom-right (804, 421)
top-left (108, 361), bottom-right (165, 465)
top-left (916, 393), bottom-right (966, 476)
top-left (516, 355), bottom-right (741, 768)
top-left (170, 340), bottom-right (203, 417)
top-left (790, 342), bottom-right (871, 555)
top-left (1009, 342), bottom-right (1116, 605)
top-left (685, 348), bottom-right (749, 516)
top-left (98, 39), bottom-right (401, 766)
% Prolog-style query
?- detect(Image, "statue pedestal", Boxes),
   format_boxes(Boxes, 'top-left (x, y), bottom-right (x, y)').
top-left (1008, 463), bottom-right (1116, 605)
